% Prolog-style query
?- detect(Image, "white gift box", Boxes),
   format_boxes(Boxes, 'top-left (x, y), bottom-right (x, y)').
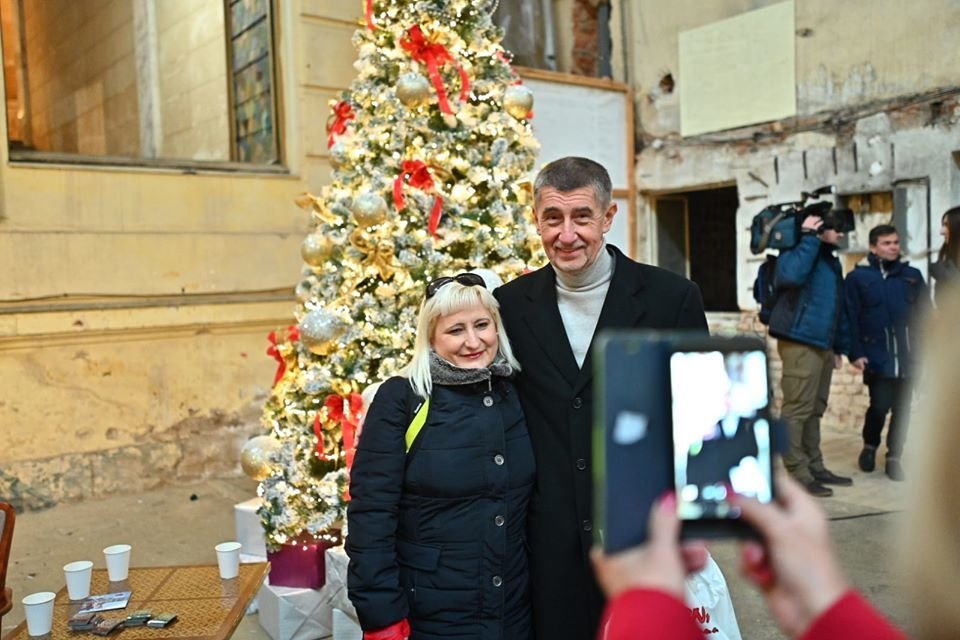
top-left (234, 498), bottom-right (268, 558)
top-left (257, 582), bottom-right (334, 640)
top-left (323, 546), bottom-right (357, 622)
top-left (332, 609), bottom-right (361, 640)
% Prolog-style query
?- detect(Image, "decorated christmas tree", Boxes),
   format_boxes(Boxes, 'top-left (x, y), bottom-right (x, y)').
top-left (246, 0), bottom-right (543, 551)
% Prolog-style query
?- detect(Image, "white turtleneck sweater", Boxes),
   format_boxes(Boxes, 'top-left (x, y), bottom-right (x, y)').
top-left (555, 244), bottom-right (615, 368)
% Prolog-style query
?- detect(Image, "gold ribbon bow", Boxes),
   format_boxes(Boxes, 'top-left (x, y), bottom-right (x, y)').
top-left (350, 230), bottom-right (396, 280)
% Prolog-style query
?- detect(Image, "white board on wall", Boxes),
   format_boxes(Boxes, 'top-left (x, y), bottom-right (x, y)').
top-left (521, 75), bottom-right (634, 255)
top-left (679, 0), bottom-right (796, 136)
top-left (523, 78), bottom-right (630, 187)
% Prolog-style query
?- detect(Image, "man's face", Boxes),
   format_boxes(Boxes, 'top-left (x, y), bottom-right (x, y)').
top-left (819, 228), bottom-right (842, 246)
top-left (534, 186), bottom-right (616, 276)
top-left (870, 233), bottom-right (900, 262)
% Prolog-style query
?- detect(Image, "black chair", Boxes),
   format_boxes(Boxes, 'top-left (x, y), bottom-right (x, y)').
top-left (0, 502), bottom-right (15, 623)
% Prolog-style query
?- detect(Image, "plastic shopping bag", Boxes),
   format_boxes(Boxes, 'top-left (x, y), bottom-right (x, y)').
top-left (683, 553), bottom-right (742, 639)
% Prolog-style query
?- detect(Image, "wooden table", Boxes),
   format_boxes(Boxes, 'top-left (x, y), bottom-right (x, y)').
top-left (2, 563), bottom-right (269, 640)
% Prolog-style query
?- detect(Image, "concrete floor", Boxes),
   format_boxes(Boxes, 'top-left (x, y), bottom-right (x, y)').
top-left (2, 424), bottom-right (910, 640)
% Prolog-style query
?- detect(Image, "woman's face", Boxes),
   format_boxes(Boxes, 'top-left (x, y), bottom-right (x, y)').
top-left (431, 304), bottom-right (498, 369)
top-left (943, 216), bottom-right (950, 242)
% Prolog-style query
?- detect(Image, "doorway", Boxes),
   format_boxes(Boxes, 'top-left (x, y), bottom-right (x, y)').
top-left (655, 186), bottom-right (739, 312)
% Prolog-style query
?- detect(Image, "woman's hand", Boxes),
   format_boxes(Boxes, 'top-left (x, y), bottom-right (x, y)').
top-left (732, 472), bottom-right (850, 638)
top-left (591, 493), bottom-right (708, 599)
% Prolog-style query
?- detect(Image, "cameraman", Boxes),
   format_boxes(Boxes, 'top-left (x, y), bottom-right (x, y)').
top-left (767, 214), bottom-right (852, 497)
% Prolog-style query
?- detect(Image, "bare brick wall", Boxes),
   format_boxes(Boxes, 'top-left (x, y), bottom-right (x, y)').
top-left (572, 0), bottom-right (600, 76)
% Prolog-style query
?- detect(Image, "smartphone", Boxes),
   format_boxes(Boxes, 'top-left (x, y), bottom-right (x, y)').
top-left (594, 332), bottom-right (776, 550)
top-left (593, 332), bottom-right (673, 553)
top-left (668, 336), bottom-right (775, 538)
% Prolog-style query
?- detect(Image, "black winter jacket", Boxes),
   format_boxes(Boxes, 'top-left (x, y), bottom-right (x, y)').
top-left (346, 376), bottom-right (535, 640)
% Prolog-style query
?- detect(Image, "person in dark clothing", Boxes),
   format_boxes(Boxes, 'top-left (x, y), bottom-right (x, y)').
top-left (845, 225), bottom-right (929, 481)
top-left (768, 215), bottom-right (852, 497)
top-left (346, 274), bottom-right (535, 640)
top-left (494, 157), bottom-right (708, 640)
top-left (930, 207), bottom-right (960, 307)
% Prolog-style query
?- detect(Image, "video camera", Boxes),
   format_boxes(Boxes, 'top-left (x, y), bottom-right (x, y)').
top-left (749, 186), bottom-right (855, 254)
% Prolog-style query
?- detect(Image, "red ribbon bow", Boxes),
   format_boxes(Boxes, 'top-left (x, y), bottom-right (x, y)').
top-left (394, 160), bottom-right (444, 237)
top-left (365, 0), bottom-right (376, 31)
top-left (400, 25), bottom-right (470, 114)
top-left (326, 101), bottom-right (355, 148)
top-left (322, 392), bottom-right (365, 500)
top-left (266, 325), bottom-right (300, 386)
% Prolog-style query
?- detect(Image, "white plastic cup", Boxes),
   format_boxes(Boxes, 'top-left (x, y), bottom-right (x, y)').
top-left (22, 591), bottom-right (56, 636)
top-left (63, 560), bottom-right (94, 600)
top-left (103, 544), bottom-right (132, 582)
top-left (215, 541), bottom-right (242, 580)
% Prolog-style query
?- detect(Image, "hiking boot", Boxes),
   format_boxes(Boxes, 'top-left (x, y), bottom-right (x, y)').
top-left (886, 458), bottom-right (905, 481)
top-left (813, 469), bottom-right (853, 486)
top-left (858, 446), bottom-right (877, 472)
top-left (802, 480), bottom-right (834, 497)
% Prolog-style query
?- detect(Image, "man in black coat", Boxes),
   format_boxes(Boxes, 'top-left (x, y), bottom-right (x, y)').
top-left (494, 157), bottom-right (708, 639)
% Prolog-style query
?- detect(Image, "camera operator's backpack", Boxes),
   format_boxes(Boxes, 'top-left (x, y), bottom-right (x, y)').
top-left (750, 206), bottom-right (801, 254)
top-left (752, 254), bottom-right (779, 325)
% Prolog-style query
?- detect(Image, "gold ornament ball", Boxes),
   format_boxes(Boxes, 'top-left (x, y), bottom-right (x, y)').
top-left (352, 193), bottom-right (388, 228)
top-left (396, 72), bottom-right (432, 107)
top-left (240, 435), bottom-right (281, 481)
top-left (301, 233), bottom-right (335, 267)
top-left (504, 84), bottom-right (534, 119)
top-left (299, 308), bottom-right (346, 355)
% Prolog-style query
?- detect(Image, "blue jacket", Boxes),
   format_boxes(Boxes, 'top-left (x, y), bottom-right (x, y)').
top-left (769, 234), bottom-right (851, 353)
top-left (346, 376), bottom-right (535, 640)
top-left (844, 254), bottom-right (928, 378)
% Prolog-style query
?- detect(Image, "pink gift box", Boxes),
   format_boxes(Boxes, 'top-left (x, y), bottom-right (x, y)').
top-left (267, 533), bottom-right (341, 589)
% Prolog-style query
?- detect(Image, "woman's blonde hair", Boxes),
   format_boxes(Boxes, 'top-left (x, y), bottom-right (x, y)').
top-left (904, 289), bottom-right (960, 638)
top-left (402, 279), bottom-right (520, 399)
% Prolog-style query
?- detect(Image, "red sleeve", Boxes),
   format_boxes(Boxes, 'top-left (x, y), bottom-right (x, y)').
top-left (599, 589), bottom-right (704, 640)
top-left (363, 618), bottom-right (410, 640)
top-left (800, 591), bottom-right (906, 640)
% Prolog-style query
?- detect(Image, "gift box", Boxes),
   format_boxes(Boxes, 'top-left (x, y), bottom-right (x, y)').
top-left (257, 582), bottom-right (334, 640)
top-left (323, 546), bottom-right (356, 622)
top-left (268, 532), bottom-right (342, 589)
top-left (234, 498), bottom-right (268, 558)
top-left (332, 609), bottom-right (361, 640)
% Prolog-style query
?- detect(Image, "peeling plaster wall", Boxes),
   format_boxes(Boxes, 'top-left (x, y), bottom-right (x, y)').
top-left (795, 0), bottom-right (960, 114)
top-left (632, 0), bottom-right (960, 137)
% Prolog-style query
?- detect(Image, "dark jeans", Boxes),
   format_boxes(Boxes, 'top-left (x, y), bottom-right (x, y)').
top-left (862, 374), bottom-right (910, 458)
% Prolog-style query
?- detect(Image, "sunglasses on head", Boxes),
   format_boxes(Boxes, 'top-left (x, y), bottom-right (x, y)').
top-left (425, 272), bottom-right (487, 299)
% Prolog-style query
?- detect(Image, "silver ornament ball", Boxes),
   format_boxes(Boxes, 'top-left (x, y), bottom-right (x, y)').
top-left (504, 84), bottom-right (534, 119)
top-left (240, 435), bottom-right (281, 481)
top-left (396, 72), bottom-right (432, 107)
top-left (299, 308), bottom-right (346, 356)
top-left (329, 141), bottom-right (348, 168)
top-left (301, 233), bottom-right (335, 267)
top-left (352, 193), bottom-right (388, 228)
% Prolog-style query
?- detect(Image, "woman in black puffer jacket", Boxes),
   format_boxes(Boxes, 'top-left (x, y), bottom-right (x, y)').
top-left (347, 273), bottom-right (535, 640)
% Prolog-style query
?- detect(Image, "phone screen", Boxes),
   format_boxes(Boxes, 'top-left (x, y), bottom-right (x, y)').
top-left (669, 348), bottom-right (773, 520)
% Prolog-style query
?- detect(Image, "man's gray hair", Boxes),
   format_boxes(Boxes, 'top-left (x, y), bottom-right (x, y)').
top-left (534, 157), bottom-right (613, 209)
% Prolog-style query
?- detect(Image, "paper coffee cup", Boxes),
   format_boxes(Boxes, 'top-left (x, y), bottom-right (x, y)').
top-left (22, 591), bottom-right (56, 636)
top-left (103, 544), bottom-right (132, 581)
top-left (64, 560), bottom-right (94, 600)
top-left (215, 541), bottom-right (242, 580)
